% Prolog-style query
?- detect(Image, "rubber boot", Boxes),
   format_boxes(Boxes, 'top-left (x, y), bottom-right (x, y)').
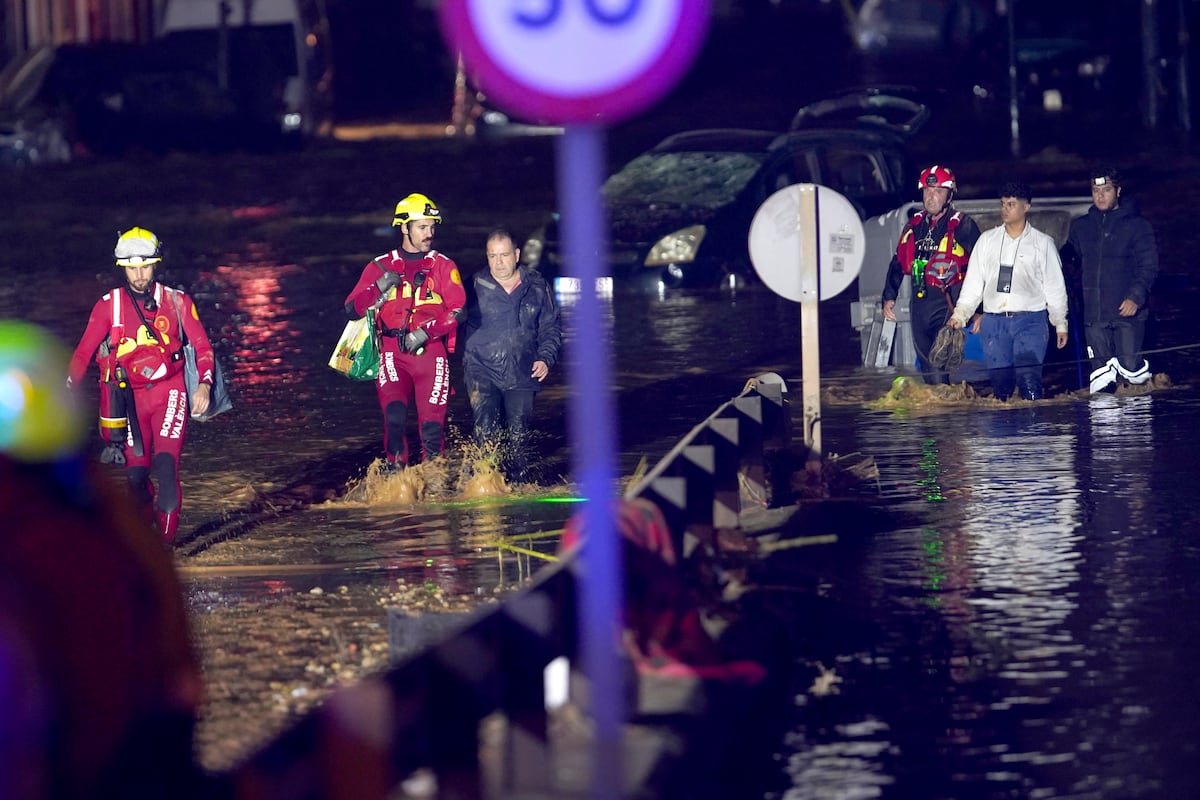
top-left (156, 509), bottom-right (179, 544)
top-left (1115, 358), bottom-right (1151, 385)
top-left (384, 401), bottom-right (409, 465)
top-left (1089, 358), bottom-right (1118, 394)
top-left (127, 467), bottom-right (156, 531)
top-left (420, 420), bottom-right (444, 460)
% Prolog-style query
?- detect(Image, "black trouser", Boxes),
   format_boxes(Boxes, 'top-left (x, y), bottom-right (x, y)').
top-left (911, 291), bottom-right (954, 384)
top-left (466, 375), bottom-right (536, 480)
top-left (1085, 313), bottom-right (1148, 376)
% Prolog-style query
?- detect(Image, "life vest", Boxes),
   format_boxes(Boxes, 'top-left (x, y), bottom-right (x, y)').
top-left (375, 252), bottom-right (458, 351)
top-left (896, 210), bottom-right (970, 293)
top-left (106, 286), bottom-right (183, 388)
top-left (379, 301), bottom-right (442, 335)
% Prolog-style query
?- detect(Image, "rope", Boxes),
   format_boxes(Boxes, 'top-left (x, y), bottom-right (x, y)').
top-left (780, 339), bottom-right (1200, 391)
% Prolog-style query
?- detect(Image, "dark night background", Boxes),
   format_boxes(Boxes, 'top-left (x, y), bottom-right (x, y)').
top-left (321, 0), bottom-right (1198, 164)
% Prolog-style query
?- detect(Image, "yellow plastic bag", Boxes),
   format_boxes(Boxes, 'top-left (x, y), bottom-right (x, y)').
top-left (328, 309), bottom-right (380, 381)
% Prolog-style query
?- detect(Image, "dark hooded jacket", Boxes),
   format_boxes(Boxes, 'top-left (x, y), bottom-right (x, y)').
top-left (1063, 198), bottom-right (1158, 324)
top-left (461, 267), bottom-right (561, 392)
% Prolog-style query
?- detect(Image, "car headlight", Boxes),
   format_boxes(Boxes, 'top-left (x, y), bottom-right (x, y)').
top-left (521, 228), bottom-right (545, 267)
top-left (644, 225), bottom-right (706, 267)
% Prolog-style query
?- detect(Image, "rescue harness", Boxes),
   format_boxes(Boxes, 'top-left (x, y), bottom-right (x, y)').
top-left (897, 209), bottom-right (970, 301)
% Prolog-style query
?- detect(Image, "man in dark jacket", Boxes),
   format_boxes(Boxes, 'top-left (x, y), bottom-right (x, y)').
top-left (461, 229), bottom-right (562, 482)
top-left (1062, 166), bottom-right (1159, 393)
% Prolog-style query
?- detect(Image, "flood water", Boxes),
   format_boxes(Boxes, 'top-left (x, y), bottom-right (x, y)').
top-left (775, 390), bottom-right (1200, 800)
top-left (4, 136), bottom-right (1200, 795)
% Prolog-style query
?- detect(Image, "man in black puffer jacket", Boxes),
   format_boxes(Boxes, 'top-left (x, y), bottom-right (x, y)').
top-left (1062, 166), bottom-right (1159, 393)
top-left (461, 229), bottom-right (562, 482)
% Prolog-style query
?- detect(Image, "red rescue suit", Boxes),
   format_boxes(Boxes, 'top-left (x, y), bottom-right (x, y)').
top-left (68, 283), bottom-right (215, 541)
top-left (344, 249), bottom-right (465, 465)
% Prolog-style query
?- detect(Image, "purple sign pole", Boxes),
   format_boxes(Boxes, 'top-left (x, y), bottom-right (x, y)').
top-left (555, 123), bottom-right (623, 796)
top-left (439, 3), bottom-right (709, 794)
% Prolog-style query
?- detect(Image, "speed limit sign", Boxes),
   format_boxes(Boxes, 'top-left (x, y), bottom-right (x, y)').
top-left (439, 0), bottom-right (710, 124)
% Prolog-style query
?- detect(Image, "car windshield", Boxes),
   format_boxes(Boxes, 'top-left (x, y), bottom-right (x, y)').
top-left (602, 150), bottom-right (767, 208)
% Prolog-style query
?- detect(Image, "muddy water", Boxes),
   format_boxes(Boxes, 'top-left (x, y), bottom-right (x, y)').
top-left (165, 273), bottom-right (837, 769)
top-left (5, 140), bottom-right (1200, 791)
top-left (170, 271), bottom-right (840, 769)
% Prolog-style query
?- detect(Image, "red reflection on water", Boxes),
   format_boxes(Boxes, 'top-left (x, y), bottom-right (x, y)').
top-left (230, 205), bottom-right (285, 220)
top-left (212, 243), bottom-right (304, 389)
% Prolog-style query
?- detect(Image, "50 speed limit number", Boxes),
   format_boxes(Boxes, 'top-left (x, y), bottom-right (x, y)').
top-left (440, 0), bottom-right (710, 124)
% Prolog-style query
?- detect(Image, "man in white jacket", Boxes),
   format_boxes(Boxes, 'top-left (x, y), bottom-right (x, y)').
top-left (947, 182), bottom-right (1069, 400)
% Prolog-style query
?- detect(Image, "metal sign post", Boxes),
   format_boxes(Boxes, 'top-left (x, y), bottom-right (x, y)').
top-left (797, 186), bottom-right (822, 459)
top-left (748, 184), bottom-right (865, 463)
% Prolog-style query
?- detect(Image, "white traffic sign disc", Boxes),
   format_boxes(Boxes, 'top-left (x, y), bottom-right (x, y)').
top-left (439, 0), bottom-right (710, 124)
top-left (748, 184), bottom-right (865, 302)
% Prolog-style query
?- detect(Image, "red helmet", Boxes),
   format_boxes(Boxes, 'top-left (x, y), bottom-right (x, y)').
top-left (918, 165), bottom-right (956, 192)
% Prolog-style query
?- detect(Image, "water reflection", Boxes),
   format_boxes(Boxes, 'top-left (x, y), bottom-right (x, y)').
top-left (212, 245), bottom-right (305, 392)
top-left (960, 418), bottom-right (1082, 637)
top-left (956, 418), bottom-right (1083, 798)
top-left (775, 391), bottom-right (1200, 799)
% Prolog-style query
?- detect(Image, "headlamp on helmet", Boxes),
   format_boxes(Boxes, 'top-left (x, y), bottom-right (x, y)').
top-left (114, 227), bottom-right (163, 268)
top-left (918, 165), bottom-right (956, 193)
top-left (392, 193), bottom-right (442, 228)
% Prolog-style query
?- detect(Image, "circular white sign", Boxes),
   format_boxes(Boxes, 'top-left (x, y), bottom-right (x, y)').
top-left (440, 0), bottom-right (710, 124)
top-left (748, 184), bottom-right (865, 303)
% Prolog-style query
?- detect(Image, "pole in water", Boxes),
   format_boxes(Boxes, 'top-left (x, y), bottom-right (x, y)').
top-left (798, 185), bottom-right (823, 466)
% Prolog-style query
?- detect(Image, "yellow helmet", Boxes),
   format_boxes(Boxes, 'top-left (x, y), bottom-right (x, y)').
top-left (0, 321), bottom-right (86, 462)
top-left (114, 227), bottom-right (163, 268)
top-left (391, 193), bottom-right (442, 227)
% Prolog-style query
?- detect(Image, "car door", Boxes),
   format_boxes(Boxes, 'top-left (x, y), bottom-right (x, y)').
top-left (723, 142), bottom-right (820, 274)
top-left (759, 141), bottom-right (819, 196)
top-left (814, 142), bottom-right (899, 219)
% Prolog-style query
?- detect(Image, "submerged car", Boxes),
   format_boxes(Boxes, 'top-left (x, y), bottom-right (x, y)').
top-left (0, 46), bottom-right (72, 166)
top-left (789, 86), bottom-right (935, 136)
top-left (520, 127), bottom-right (911, 290)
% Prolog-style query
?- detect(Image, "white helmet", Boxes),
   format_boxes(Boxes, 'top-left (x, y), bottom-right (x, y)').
top-left (114, 227), bottom-right (163, 268)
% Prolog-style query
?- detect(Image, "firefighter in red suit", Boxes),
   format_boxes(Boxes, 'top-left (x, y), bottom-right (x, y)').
top-left (67, 227), bottom-right (216, 543)
top-left (344, 193), bottom-right (466, 470)
top-left (881, 165), bottom-right (981, 384)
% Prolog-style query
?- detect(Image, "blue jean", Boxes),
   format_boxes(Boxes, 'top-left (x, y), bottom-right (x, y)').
top-left (979, 311), bottom-right (1050, 400)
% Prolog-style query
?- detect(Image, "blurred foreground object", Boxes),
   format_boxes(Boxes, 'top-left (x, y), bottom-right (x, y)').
top-left (0, 320), bottom-right (205, 799)
top-left (0, 320), bottom-right (87, 461)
